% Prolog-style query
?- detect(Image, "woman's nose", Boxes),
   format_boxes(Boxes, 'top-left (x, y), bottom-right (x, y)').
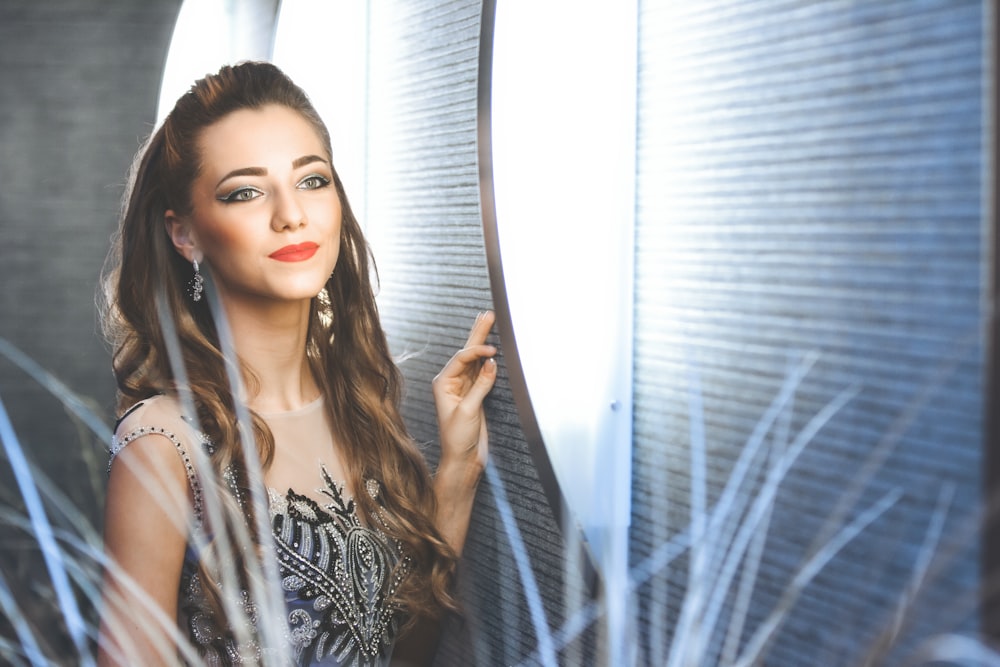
top-left (271, 188), bottom-right (307, 231)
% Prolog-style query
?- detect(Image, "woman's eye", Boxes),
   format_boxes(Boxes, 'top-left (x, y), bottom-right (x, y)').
top-left (298, 175), bottom-right (330, 190)
top-left (219, 187), bottom-right (262, 203)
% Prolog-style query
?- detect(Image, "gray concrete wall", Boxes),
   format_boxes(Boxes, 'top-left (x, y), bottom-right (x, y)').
top-left (0, 0), bottom-right (180, 657)
top-left (630, 2), bottom-right (986, 664)
top-left (0, 0), bottom-right (179, 504)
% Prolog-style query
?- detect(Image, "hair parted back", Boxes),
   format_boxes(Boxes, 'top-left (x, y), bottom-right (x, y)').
top-left (100, 61), bottom-right (457, 625)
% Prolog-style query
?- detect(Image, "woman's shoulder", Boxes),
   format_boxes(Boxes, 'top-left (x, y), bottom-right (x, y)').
top-left (111, 393), bottom-right (210, 463)
top-left (112, 394), bottom-right (210, 445)
top-left (109, 393), bottom-right (211, 523)
top-left (115, 393), bottom-right (183, 430)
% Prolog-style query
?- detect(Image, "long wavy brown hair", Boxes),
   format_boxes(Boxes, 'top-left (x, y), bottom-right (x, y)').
top-left (100, 61), bottom-right (457, 630)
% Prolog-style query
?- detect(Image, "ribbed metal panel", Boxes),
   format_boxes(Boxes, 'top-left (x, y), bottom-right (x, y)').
top-left (365, 2), bottom-right (594, 663)
top-left (631, 1), bottom-right (987, 665)
top-left (0, 0), bottom-right (180, 512)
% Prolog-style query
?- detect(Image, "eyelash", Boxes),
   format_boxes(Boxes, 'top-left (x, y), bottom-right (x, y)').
top-left (218, 175), bottom-right (330, 203)
top-left (219, 186), bottom-right (263, 203)
top-left (298, 174), bottom-right (331, 190)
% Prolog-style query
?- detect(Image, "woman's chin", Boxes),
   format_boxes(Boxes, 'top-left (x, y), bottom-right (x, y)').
top-left (213, 282), bottom-right (329, 308)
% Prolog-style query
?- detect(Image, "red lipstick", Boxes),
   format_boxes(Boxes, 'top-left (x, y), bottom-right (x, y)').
top-left (269, 242), bottom-right (319, 262)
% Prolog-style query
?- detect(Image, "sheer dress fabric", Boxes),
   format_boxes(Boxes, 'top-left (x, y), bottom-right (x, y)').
top-left (108, 395), bottom-right (407, 666)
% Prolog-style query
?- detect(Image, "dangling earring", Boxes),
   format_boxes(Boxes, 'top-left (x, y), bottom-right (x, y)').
top-left (189, 259), bottom-right (204, 302)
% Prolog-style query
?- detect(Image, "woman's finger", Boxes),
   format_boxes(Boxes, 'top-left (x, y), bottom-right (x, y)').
top-left (460, 358), bottom-right (497, 408)
top-left (435, 345), bottom-right (497, 383)
top-left (464, 310), bottom-right (496, 348)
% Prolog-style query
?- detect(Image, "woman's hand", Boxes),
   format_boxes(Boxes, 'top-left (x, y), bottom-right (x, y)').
top-left (431, 311), bottom-right (498, 554)
top-left (432, 310), bottom-right (498, 473)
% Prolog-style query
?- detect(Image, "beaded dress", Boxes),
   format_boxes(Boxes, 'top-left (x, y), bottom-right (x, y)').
top-left (109, 395), bottom-right (408, 666)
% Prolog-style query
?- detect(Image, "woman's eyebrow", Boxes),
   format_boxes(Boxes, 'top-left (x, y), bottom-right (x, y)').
top-left (215, 155), bottom-right (328, 189)
top-left (293, 154), bottom-right (329, 169)
top-left (216, 166), bottom-right (266, 188)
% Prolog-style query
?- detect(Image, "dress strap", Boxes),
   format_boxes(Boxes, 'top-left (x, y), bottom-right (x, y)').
top-left (113, 400), bottom-right (146, 431)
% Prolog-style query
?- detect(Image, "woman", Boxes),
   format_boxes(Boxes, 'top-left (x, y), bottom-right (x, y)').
top-left (97, 61), bottom-right (496, 666)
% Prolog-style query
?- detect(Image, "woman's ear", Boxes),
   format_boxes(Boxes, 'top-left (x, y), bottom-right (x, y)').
top-left (165, 210), bottom-right (199, 263)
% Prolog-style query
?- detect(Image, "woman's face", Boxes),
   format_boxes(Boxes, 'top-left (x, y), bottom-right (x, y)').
top-left (168, 104), bottom-right (342, 306)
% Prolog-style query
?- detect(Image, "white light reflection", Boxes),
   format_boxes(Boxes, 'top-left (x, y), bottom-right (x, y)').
top-left (272, 2), bottom-right (369, 224)
top-left (157, 0), bottom-right (279, 124)
top-left (157, 1), bottom-right (368, 227)
top-left (489, 2), bottom-right (637, 663)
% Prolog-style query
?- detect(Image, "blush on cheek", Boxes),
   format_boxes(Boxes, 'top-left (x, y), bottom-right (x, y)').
top-left (197, 219), bottom-right (257, 258)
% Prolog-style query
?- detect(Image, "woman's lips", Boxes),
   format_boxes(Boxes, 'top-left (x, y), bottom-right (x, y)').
top-left (269, 242), bottom-right (319, 262)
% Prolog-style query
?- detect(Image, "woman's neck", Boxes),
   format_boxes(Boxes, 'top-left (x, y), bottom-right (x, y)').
top-left (220, 296), bottom-right (320, 413)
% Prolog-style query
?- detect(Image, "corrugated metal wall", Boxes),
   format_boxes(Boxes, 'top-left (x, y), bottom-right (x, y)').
top-left (365, 2), bottom-right (595, 664)
top-left (364, 1), bottom-right (989, 664)
top-left (630, 1), bottom-right (988, 664)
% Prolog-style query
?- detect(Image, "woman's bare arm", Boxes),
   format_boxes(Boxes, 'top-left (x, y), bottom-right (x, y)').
top-left (394, 313), bottom-right (497, 667)
top-left (97, 432), bottom-right (191, 667)
top-left (431, 311), bottom-right (498, 555)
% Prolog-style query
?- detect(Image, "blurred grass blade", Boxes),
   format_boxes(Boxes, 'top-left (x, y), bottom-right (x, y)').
top-left (908, 632), bottom-right (1000, 664)
top-left (732, 487), bottom-right (903, 667)
top-left (0, 394), bottom-right (94, 666)
top-left (0, 570), bottom-right (45, 666)
top-left (23, 467), bottom-right (104, 550)
top-left (0, 338), bottom-right (112, 444)
top-left (487, 459), bottom-right (558, 667)
top-left (202, 276), bottom-right (290, 662)
top-left (154, 288), bottom-right (269, 659)
top-left (666, 368), bottom-right (706, 667)
top-left (703, 352), bottom-right (815, 574)
top-left (863, 483), bottom-right (955, 666)
top-left (696, 383), bottom-right (859, 659)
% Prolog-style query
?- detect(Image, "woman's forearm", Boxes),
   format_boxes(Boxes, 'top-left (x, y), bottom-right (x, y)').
top-left (432, 457), bottom-right (483, 556)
